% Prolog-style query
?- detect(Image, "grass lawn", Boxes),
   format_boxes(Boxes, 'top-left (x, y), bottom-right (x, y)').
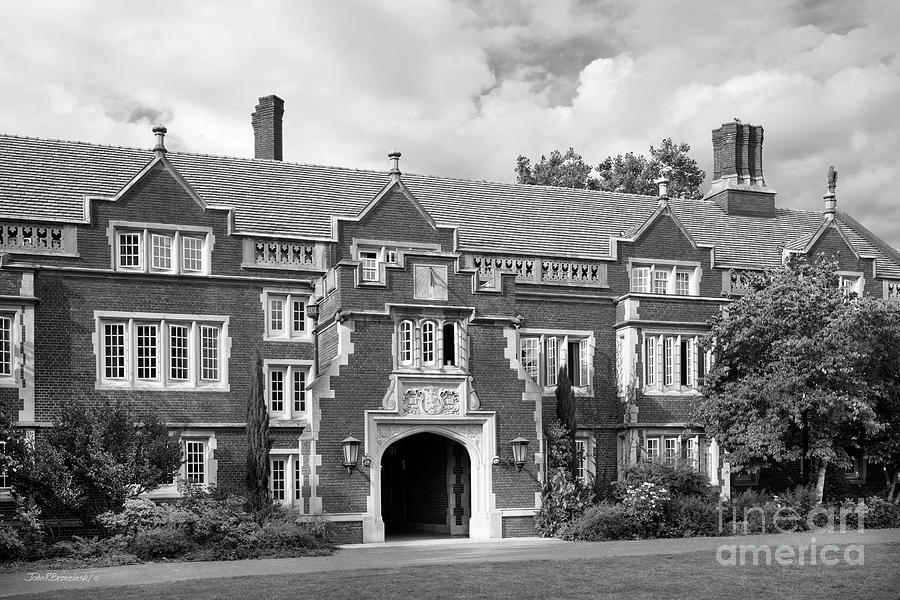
top-left (11, 542), bottom-right (898, 600)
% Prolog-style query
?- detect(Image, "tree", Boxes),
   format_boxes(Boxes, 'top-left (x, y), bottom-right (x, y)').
top-left (555, 367), bottom-right (577, 479)
top-left (515, 148), bottom-right (594, 189)
top-left (246, 351), bottom-right (273, 512)
top-left (3, 399), bottom-right (181, 528)
top-left (515, 138), bottom-right (706, 199)
top-left (694, 257), bottom-right (894, 503)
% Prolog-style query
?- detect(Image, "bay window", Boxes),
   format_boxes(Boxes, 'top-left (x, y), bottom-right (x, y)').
top-left (518, 330), bottom-right (592, 389)
top-left (112, 222), bottom-right (212, 276)
top-left (643, 332), bottom-right (709, 392)
top-left (395, 318), bottom-right (465, 370)
top-left (96, 312), bottom-right (229, 390)
top-left (630, 262), bottom-right (699, 296)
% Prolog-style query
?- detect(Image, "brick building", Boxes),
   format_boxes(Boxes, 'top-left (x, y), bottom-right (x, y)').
top-left (1, 96), bottom-right (898, 543)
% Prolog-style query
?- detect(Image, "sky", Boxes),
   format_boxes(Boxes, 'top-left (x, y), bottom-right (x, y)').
top-left (1, 0), bottom-right (899, 249)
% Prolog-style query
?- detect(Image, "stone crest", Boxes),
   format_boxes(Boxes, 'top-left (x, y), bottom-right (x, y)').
top-left (400, 386), bottom-right (461, 416)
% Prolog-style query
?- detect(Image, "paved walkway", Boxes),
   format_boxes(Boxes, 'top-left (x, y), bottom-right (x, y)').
top-left (1, 528), bottom-right (898, 598)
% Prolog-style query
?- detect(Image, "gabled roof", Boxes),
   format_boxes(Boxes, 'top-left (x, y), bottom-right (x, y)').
top-left (1, 133), bottom-right (899, 276)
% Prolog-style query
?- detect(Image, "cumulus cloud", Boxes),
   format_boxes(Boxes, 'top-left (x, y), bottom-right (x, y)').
top-left (0, 0), bottom-right (898, 248)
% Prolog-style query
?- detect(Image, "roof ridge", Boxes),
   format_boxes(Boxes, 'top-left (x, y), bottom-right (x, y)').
top-left (0, 132), bottom-right (152, 155)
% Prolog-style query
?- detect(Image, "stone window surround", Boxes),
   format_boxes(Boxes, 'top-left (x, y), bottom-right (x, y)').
top-left (516, 327), bottom-right (595, 395)
top-left (92, 310), bottom-right (231, 392)
top-left (264, 359), bottom-right (313, 421)
top-left (259, 287), bottom-right (313, 342)
top-left (350, 238), bottom-right (441, 286)
top-left (640, 328), bottom-right (710, 396)
top-left (394, 317), bottom-right (466, 372)
top-left (0, 307), bottom-right (21, 388)
top-left (106, 220), bottom-right (214, 276)
top-left (269, 449), bottom-right (303, 508)
top-left (144, 431), bottom-right (218, 499)
top-left (627, 258), bottom-right (701, 296)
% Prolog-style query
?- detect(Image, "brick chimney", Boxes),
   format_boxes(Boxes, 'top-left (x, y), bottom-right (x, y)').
top-left (251, 95), bottom-right (284, 161)
top-left (703, 121), bottom-right (776, 217)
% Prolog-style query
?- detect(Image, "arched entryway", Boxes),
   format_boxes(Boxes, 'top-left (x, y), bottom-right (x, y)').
top-left (380, 432), bottom-right (471, 538)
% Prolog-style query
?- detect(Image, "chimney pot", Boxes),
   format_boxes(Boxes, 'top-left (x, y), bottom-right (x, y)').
top-left (388, 151), bottom-right (401, 181)
top-left (655, 176), bottom-right (669, 207)
top-left (251, 95), bottom-right (285, 161)
top-left (152, 125), bottom-right (167, 156)
top-left (704, 121), bottom-right (776, 217)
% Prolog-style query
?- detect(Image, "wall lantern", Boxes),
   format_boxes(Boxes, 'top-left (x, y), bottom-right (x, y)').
top-left (510, 437), bottom-right (529, 472)
top-left (340, 435), bottom-right (361, 473)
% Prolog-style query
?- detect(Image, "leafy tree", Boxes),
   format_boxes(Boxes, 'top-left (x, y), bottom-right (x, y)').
top-left (515, 138), bottom-right (706, 199)
top-left (246, 351), bottom-right (273, 512)
top-left (2, 399), bottom-right (181, 529)
top-left (695, 257), bottom-right (896, 503)
top-left (515, 148), bottom-right (594, 189)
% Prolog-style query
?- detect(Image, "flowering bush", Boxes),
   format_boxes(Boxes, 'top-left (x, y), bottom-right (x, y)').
top-left (622, 482), bottom-right (670, 531)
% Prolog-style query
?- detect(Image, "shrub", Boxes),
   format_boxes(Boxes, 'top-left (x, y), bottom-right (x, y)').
top-left (51, 535), bottom-right (128, 559)
top-left (560, 502), bottom-right (636, 541)
top-left (129, 528), bottom-right (196, 560)
top-left (98, 498), bottom-right (191, 535)
top-left (535, 469), bottom-right (593, 537)
top-left (0, 523), bottom-right (24, 561)
top-left (858, 496), bottom-right (900, 529)
top-left (660, 495), bottom-right (720, 538)
top-left (621, 461), bottom-right (712, 499)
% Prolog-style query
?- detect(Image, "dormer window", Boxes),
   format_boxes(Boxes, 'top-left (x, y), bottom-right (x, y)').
top-left (111, 222), bottom-right (212, 276)
top-left (630, 261), bottom-right (699, 296)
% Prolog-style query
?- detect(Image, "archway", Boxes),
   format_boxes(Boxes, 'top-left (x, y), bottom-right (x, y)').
top-left (380, 432), bottom-right (471, 538)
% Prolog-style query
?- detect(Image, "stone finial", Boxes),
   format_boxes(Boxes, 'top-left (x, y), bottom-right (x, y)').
top-left (823, 165), bottom-right (837, 219)
top-left (152, 125), bottom-right (167, 157)
top-left (388, 151), bottom-right (402, 182)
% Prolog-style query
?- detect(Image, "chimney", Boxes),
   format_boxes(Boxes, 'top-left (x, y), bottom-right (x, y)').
top-left (152, 125), bottom-right (167, 157)
top-left (251, 95), bottom-right (284, 161)
top-left (388, 151), bottom-right (401, 182)
top-left (823, 166), bottom-right (837, 220)
top-left (704, 120), bottom-right (776, 217)
top-left (655, 176), bottom-right (669, 208)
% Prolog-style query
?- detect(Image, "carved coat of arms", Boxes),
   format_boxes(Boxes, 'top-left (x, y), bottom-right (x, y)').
top-left (401, 386), bottom-right (461, 415)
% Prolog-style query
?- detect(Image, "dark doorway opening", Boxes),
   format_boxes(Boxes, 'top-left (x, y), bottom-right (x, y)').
top-left (381, 432), bottom-right (471, 539)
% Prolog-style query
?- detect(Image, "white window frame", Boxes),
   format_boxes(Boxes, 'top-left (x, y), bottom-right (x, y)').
top-left (645, 437), bottom-right (660, 461)
top-left (269, 451), bottom-right (303, 507)
top-left (110, 221), bottom-right (213, 276)
top-left (261, 288), bottom-right (311, 341)
top-left (664, 437), bottom-right (678, 464)
top-left (574, 434), bottom-right (595, 484)
top-left (518, 328), bottom-right (594, 393)
top-left (629, 260), bottom-right (700, 296)
top-left (0, 440), bottom-right (9, 490)
top-left (398, 320), bottom-right (414, 366)
top-left (884, 279), bottom-right (900, 301)
top-left (184, 439), bottom-right (207, 485)
top-left (94, 311), bottom-right (229, 391)
top-left (360, 251), bottom-right (379, 282)
top-left (265, 360), bottom-right (312, 420)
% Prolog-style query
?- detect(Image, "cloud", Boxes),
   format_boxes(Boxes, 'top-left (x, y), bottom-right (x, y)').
top-left (0, 0), bottom-right (898, 248)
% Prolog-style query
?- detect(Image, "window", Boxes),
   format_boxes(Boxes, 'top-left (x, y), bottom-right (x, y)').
top-left (185, 440), bottom-right (206, 485)
top-left (421, 321), bottom-right (436, 365)
top-left (112, 223), bottom-right (211, 275)
top-left (631, 267), bottom-right (650, 293)
top-left (414, 265), bottom-right (448, 300)
top-left (839, 273), bottom-right (863, 297)
top-left (630, 263), bottom-right (698, 296)
top-left (652, 270), bottom-right (669, 294)
top-left (844, 454), bottom-right (866, 481)
top-left (151, 234), bottom-right (172, 270)
top-left (271, 458), bottom-right (286, 501)
top-left (269, 454), bottom-right (302, 506)
top-left (0, 314), bottom-right (13, 378)
top-left (360, 251), bottom-right (379, 282)
top-left (97, 314), bottom-right (228, 390)
top-left (267, 364), bottom-right (310, 419)
top-left (263, 290), bottom-right (309, 340)
top-left (518, 331), bottom-right (593, 389)
top-left (643, 333), bottom-right (704, 392)
top-left (664, 438), bottom-right (678, 464)
top-left (399, 320), bottom-right (414, 365)
top-left (645, 437), bottom-right (660, 460)
top-left (575, 439), bottom-right (586, 482)
top-left (442, 323), bottom-right (457, 366)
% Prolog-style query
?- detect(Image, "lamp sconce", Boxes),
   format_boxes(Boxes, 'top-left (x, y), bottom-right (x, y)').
top-left (493, 437), bottom-right (530, 472)
top-left (340, 435), bottom-right (361, 473)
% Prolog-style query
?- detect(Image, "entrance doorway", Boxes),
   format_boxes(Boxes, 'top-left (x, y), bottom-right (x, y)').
top-left (380, 432), bottom-right (471, 538)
